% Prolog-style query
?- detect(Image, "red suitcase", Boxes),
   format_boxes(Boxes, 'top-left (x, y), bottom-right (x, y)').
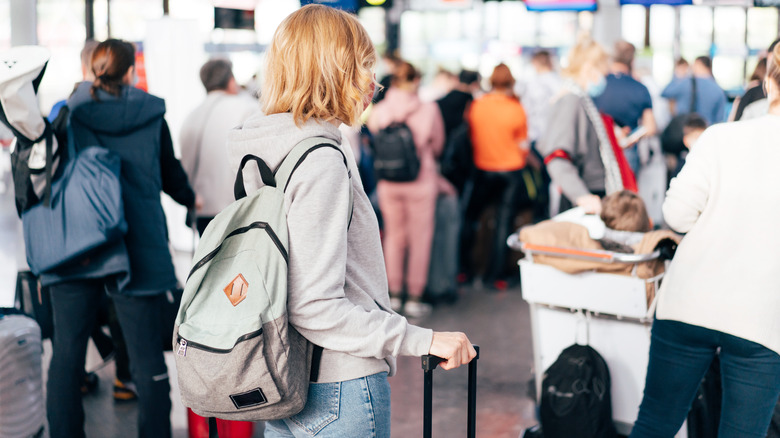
top-left (187, 408), bottom-right (254, 438)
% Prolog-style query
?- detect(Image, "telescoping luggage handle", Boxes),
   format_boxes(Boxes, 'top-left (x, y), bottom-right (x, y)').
top-left (421, 344), bottom-right (480, 438)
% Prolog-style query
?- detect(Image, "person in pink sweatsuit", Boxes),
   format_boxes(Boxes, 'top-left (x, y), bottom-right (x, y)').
top-left (367, 61), bottom-right (447, 318)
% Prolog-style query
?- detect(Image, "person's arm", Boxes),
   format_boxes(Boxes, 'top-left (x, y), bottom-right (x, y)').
top-left (662, 126), bottom-right (717, 233)
top-left (428, 103), bottom-right (446, 158)
top-left (640, 87), bottom-right (657, 136)
top-left (284, 148), bottom-right (473, 365)
top-left (537, 95), bottom-right (593, 207)
top-left (515, 104), bottom-right (530, 152)
top-left (159, 119), bottom-right (196, 208)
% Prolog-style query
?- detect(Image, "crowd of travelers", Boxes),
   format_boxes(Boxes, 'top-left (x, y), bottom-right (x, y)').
top-left (6, 3), bottom-right (780, 436)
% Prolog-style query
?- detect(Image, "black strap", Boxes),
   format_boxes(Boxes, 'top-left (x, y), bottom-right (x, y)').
top-left (234, 155), bottom-right (276, 200)
top-left (208, 417), bottom-right (219, 438)
top-left (689, 75), bottom-right (697, 115)
top-left (275, 143), bottom-right (354, 227)
top-left (310, 344), bottom-right (324, 382)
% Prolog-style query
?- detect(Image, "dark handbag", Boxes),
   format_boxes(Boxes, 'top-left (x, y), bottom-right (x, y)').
top-left (21, 125), bottom-right (126, 275)
top-left (14, 270), bottom-right (54, 339)
top-left (662, 76), bottom-right (698, 157)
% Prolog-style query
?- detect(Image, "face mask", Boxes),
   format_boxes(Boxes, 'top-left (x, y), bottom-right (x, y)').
top-left (587, 76), bottom-right (607, 98)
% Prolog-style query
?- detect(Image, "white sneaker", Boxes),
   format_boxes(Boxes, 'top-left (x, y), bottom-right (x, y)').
top-left (404, 301), bottom-right (432, 318)
top-left (389, 296), bottom-right (403, 312)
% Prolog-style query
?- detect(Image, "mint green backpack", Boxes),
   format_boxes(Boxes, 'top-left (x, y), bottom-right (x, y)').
top-left (173, 137), bottom-right (352, 421)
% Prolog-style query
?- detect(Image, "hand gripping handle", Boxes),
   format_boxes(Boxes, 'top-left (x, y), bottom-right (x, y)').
top-left (421, 345), bottom-right (480, 438)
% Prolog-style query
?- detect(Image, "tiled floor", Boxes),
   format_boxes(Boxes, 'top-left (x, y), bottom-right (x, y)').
top-left (37, 282), bottom-right (537, 438)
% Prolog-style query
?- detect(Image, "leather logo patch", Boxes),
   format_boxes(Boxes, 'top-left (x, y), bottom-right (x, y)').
top-left (224, 274), bottom-right (248, 306)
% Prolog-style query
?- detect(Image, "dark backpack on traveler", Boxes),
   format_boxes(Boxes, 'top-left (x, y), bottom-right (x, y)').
top-left (540, 344), bottom-right (617, 438)
top-left (372, 121), bottom-right (420, 182)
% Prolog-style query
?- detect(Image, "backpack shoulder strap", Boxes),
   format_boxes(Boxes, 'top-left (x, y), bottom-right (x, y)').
top-left (274, 137), bottom-right (354, 226)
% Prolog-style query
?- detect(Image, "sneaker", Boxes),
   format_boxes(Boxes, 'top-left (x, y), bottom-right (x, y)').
top-left (389, 296), bottom-right (403, 312)
top-left (404, 300), bottom-right (432, 318)
top-left (113, 379), bottom-right (138, 402)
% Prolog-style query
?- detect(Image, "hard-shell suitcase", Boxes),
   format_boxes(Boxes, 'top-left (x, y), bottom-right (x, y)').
top-left (187, 408), bottom-right (254, 438)
top-left (0, 309), bottom-right (44, 438)
top-left (421, 345), bottom-right (480, 438)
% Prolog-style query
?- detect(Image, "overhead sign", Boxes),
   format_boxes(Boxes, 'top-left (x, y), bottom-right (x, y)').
top-left (407, 0), bottom-right (474, 10)
top-left (524, 0), bottom-right (597, 11)
top-left (300, 0), bottom-right (359, 11)
top-left (618, 0), bottom-right (692, 5)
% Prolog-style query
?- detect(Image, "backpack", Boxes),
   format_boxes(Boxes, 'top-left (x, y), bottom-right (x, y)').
top-left (540, 344), bottom-right (617, 438)
top-left (371, 121), bottom-right (420, 182)
top-left (173, 137), bottom-right (352, 422)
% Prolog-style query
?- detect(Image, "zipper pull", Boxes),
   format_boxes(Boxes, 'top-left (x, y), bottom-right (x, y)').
top-left (177, 339), bottom-right (187, 357)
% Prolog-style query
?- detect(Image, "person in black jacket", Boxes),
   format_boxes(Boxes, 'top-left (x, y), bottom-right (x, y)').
top-left (45, 39), bottom-right (195, 438)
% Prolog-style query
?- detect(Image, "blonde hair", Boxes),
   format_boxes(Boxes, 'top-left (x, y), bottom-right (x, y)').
top-left (261, 5), bottom-right (377, 127)
top-left (767, 43), bottom-right (780, 109)
top-left (600, 190), bottom-right (651, 233)
top-left (563, 36), bottom-right (609, 79)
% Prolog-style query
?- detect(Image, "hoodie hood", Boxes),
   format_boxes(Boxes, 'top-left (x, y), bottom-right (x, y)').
top-left (67, 81), bottom-right (165, 136)
top-left (227, 112), bottom-right (343, 179)
top-left (369, 87), bottom-right (422, 130)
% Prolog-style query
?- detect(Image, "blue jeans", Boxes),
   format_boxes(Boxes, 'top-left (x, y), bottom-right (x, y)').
top-left (265, 372), bottom-right (391, 438)
top-left (630, 319), bottom-right (780, 438)
top-left (47, 279), bottom-right (171, 438)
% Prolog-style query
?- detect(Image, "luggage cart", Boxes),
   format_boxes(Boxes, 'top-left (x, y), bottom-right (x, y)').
top-left (507, 233), bottom-right (686, 437)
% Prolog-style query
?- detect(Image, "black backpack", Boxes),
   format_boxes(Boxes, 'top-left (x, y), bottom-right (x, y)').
top-left (540, 344), bottom-right (617, 438)
top-left (661, 76), bottom-right (697, 157)
top-left (372, 121), bottom-right (420, 182)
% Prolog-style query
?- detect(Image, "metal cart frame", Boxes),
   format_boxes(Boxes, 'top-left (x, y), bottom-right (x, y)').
top-left (508, 233), bottom-right (686, 437)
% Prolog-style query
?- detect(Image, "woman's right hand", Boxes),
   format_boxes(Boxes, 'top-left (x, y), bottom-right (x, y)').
top-left (429, 332), bottom-right (477, 370)
top-left (576, 194), bottom-right (602, 215)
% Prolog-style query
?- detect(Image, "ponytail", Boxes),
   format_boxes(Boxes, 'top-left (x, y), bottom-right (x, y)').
top-left (90, 39), bottom-right (135, 101)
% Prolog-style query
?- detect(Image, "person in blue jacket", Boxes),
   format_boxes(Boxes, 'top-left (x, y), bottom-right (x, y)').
top-left (45, 39), bottom-right (195, 438)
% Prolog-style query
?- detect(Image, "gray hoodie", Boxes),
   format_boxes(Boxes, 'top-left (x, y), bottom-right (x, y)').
top-left (227, 112), bottom-right (433, 382)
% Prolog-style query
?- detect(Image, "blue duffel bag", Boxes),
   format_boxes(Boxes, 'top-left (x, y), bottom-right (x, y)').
top-left (22, 127), bottom-right (126, 275)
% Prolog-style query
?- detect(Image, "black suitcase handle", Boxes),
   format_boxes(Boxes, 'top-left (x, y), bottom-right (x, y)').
top-left (422, 344), bottom-right (480, 438)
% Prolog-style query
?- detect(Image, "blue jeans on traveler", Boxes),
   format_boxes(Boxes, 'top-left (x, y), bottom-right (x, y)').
top-left (47, 278), bottom-right (172, 438)
top-left (630, 319), bottom-right (780, 438)
top-left (265, 372), bottom-right (391, 438)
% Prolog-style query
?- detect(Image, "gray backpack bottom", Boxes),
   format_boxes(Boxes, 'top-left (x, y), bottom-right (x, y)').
top-left (175, 312), bottom-right (313, 421)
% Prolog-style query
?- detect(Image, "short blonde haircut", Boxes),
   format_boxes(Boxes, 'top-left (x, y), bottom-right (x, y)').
top-left (262, 5), bottom-right (377, 127)
top-left (563, 36), bottom-right (609, 79)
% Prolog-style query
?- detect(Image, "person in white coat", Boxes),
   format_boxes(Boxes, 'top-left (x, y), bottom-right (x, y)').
top-left (180, 59), bottom-right (259, 234)
top-left (629, 43), bottom-right (780, 438)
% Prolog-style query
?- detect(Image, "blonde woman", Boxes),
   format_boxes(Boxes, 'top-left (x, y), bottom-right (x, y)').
top-left (226, 5), bottom-right (476, 437)
top-left (537, 37), bottom-right (626, 215)
top-left (629, 43), bottom-right (780, 438)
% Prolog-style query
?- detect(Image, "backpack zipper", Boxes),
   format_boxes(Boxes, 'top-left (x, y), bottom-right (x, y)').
top-left (187, 222), bottom-right (287, 280)
top-left (176, 328), bottom-right (263, 356)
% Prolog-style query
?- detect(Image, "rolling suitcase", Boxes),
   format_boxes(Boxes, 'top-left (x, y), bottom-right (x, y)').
top-left (187, 408), bottom-right (254, 438)
top-left (421, 345), bottom-right (480, 438)
top-left (0, 309), bottom-right (44, 438)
